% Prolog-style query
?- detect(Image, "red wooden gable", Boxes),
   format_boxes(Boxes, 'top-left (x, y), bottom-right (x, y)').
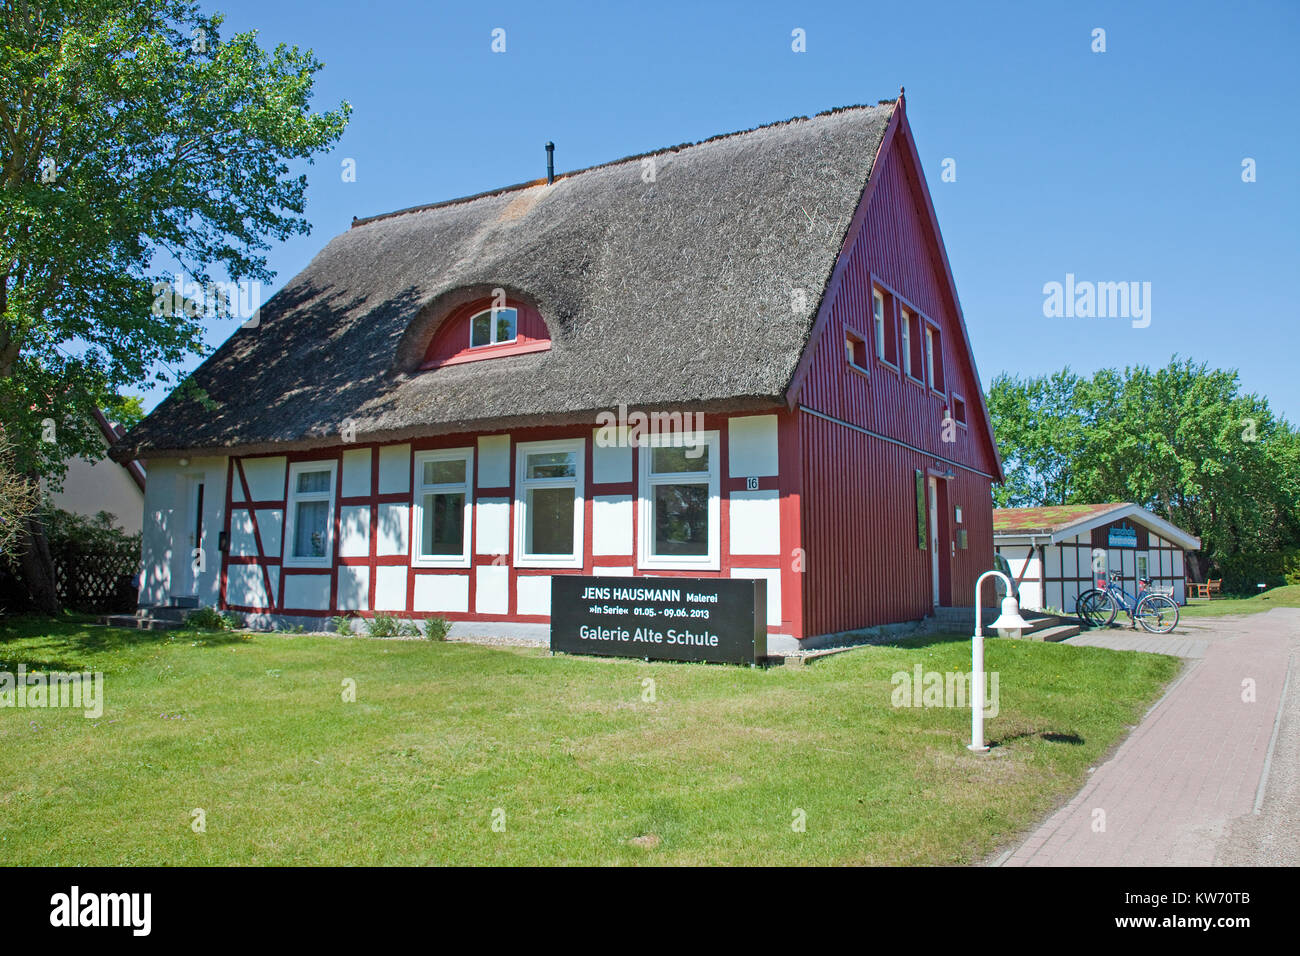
top-left (421, 298), bottom-right (552, 370)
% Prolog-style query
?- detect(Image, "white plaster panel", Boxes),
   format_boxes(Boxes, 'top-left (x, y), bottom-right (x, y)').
top-left (592, 494), bottom-right (633, 555)
top-left (592, 426), bottom-right (632, 484)
top-left (477, 435), bottom-right (511, 488)
top-left (728, 490), bottom-right (780, 555)
top-left (339, 505), bottom-right (371, 558)
top-left (241, 457), bottom-right (287, 501)
top-left (517, 575), bottom-right (551, 615)
top-left (378, 444), bottom-right (411, 495)
top-left (414, 574), bottom-right (469, 613)
top-left (729, 567), bottom-right (781, 626)
top-left (341, 448), bottom-right (372, 498)
top-left (475, 564), bottom-right (509, 614)
top-left (475, 497), bottom-right (510, 555)
top-left (283, 573), bottom-right (331, 611)
top-left (374, 565), bottom-right (407, 612)
top-left (336, 565), bottom-right (369, 611)
top-left (727, 415), bottom-right (779, 478)
top-left (376, 503), bottom-right (409, 555)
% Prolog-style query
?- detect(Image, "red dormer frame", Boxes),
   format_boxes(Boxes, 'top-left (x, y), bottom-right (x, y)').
top-left (420, 297), bottom-right (552, 370)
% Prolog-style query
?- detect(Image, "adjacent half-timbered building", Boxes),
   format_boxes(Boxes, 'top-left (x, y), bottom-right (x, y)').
top-left (994, 503), bottom-right (1201, 613)
top-left (113, 94), bottom-right (1004, 650)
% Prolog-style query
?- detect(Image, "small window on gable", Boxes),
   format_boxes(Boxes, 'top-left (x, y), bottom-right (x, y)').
top-left (469, 307), bottom-right (517, 348)
top-left (952, 394), bottom-right (967, 426)
top-left (845, 329), bottom-right (868, 374)
top-left (925, 324), bottom-right (945, 393)
top-left (871, 288), bottom-right (898, 367)
top-left (901, 308), bottom-right (923, 380)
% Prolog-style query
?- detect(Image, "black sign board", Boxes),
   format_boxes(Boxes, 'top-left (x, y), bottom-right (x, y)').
top-left (550, 576), bottom-right (768, 665)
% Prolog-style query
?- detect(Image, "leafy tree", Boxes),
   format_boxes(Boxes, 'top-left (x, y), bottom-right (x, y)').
top-left (985, 368), bottom-right (1090, 506)
top-left (987, 357), bottom-right (1300, 582)
top-left (1, 0), bottom-right (349, 610)
top-left (0, 435), bottom-right (39, 560)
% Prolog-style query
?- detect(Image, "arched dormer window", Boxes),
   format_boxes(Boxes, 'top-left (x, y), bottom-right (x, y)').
top-left (420, 296), bottom-right (551, 370)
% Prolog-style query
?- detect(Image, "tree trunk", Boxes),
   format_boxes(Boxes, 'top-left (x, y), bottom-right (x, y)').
top-left (17, 514), bottom-right (61, 614)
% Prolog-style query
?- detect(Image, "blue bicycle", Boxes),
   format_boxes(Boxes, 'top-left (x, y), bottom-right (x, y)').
top-left (1076, 572), bottom-right (1180, 633)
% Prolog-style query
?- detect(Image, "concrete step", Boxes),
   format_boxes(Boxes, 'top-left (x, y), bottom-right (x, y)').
top-left (100, 614), bottom-right (184, 632)
top-left (144, 606), bottom-right (190, 622)
top-left (1024, 623), bottom-right (1082, 642)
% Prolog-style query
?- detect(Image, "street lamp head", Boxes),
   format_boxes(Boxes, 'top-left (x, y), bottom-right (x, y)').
top-left (991, 596), bottom-right (1030, 638)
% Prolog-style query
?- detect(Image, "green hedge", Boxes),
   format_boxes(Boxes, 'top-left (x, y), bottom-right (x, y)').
top-left (1215, 548), bottom-right (1300, 594)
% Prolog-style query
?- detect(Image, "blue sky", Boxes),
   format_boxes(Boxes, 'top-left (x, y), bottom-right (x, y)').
top-left (165, 0), bottom-right (1300, 419)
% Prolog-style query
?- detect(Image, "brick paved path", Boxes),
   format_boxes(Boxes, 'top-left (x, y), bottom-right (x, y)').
top-left (1001, 609), bottom-right (1296, 866)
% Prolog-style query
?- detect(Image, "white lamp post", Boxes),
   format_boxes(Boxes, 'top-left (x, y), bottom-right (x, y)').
top-left (968, 569), bottom-right (1030, 754)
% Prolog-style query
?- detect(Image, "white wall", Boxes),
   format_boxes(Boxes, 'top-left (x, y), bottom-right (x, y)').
top-left (46, 452), bottom-right (144, 534)
top-left (139, 456), bottom-right (228, 607)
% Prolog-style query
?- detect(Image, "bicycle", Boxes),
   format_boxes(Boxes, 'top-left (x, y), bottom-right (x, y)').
top-left (1076, 572), bottom-right (1180, 634)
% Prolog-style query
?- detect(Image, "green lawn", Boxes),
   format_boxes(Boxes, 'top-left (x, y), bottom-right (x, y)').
top-left (0, 615), bottom-right (1179, 865)
top-left (1181, 584), bottom-right (1300, 618)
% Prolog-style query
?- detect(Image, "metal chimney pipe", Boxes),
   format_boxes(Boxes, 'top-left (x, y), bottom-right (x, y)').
top-left (545, 142), bottom-right (554, 185)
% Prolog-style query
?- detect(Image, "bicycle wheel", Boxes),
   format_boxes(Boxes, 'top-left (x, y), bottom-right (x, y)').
top-left (1134, 594), bottom-right (1179, 633)
top-left (1076, 589), bottom-right (1116, 628)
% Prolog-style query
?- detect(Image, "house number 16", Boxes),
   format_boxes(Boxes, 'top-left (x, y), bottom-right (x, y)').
top-left (746, 477), bottom-right (759, 490)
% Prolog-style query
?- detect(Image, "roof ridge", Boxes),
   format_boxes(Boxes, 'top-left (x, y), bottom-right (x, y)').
top-left (350, 102), bottom-right (894, 229)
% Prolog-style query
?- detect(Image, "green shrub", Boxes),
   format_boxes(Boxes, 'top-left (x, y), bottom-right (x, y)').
top-left (329, 615), bottom-right (355, 635)
top-left (363, 614), bottom-right (421, 638)
top-left (187, 606), bottom-right (238, 631)
top-left (422, 616), bottom-right (450, 642)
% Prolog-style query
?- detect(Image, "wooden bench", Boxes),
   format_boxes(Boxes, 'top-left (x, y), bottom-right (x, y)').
top-left (1191, 578), bottom-right (1222, 600)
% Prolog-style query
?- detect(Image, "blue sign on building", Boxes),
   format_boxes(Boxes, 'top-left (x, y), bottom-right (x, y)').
top-left (1108, 523), bottom-right (1138, 548)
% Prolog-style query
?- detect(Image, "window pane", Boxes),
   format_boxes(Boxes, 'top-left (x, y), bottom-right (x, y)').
top-left (526, 451), bottom-right (575, 479)
top-left (296, 469), bottom-right (331, 494)
top-left (470, 311), bottom-right (492, 347)
top-left (651, 445), bottom-right (709, 474)
top-left (494, 308), bottom-right (517, 343)
top-left (293, 500), bottom-right (329, 557)
top-left (901, 314), bottom-right (911, 374)
top-left (422, 491), bottom-right (464, 556)
top-left (423, 458), bottom-right (466, 486)
top-left (653, 483), bottom-right (709, 556)
top-left (526, 487), bottom-right (575, 555)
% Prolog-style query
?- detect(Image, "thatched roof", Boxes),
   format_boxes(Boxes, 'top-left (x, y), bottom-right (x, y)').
top-left (113, 103), bottom-right (896, 460)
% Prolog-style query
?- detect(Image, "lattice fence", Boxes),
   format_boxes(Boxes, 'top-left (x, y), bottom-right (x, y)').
top-left (50, 538), bottom-right (139, 612)
top-left (0, 530), bottom-right (139, 614)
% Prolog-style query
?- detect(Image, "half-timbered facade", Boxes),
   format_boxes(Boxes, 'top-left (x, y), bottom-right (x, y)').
top-left (994, 503), bottom-right (1201, 613)
top-left (115, 94), bottom-right (1004, 650)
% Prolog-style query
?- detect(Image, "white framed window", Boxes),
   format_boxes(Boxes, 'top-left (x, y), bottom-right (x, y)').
top-left (469, 307), bottom-right (518, 348)
top-left (413, 447), bottom-right (473, 567)
top-left (925, 323), bottom-right (945, 393)
top-left (872, 289), bottom-right (887, 361)
top-left (637, 430), bottom-right (720, 571)
top-left (900, 308), bottom-right (912, 377)
top-left (284, 461), bottom-right (336, 568)
top-left (925, 326), bottom-right (937, 389)
top-left (514, 438), bottom-right (584, 568)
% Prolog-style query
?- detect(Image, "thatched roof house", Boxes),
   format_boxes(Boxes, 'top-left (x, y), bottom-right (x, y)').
top-left (116, 94), bottom-right (1004, 653)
